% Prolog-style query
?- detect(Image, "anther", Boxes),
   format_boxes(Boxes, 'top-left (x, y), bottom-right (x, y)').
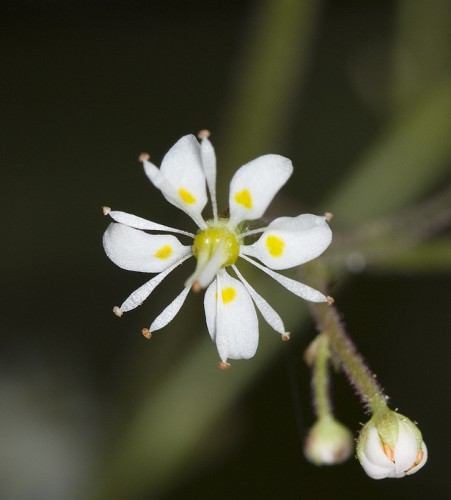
top-left (218, 361), bottom-right (231, 370)
top-left (326, 296), bottom-right (335, 305)
top-left (113, 306), bottom-right (123, 317)
top-left (138, 152), bottom-right (150, 162)
top-left (102, 206), bottom-right (111, 215)
top-left (414, 449), bottom-right (424, 466)
top-left (383, 443), bottom-right (395, 462)
top-left (405, 450), bottom-right (424, 473)
top-left (192, 281), bottom-right (202, 293)
top-left (197, 129), bottom-right (211, 139)
top-left (281, 332), bottom-right (291, 342)
top-left (141, 328), bottom-right (152, 339)
top-left (324, 212), bottom-right (334, 222)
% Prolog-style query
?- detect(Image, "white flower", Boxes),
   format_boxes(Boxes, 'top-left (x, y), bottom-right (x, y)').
top-left (304, 416), bottom-right (354, 466)
top-left (357, 409), bottom-right (428, 479)
top-left (103, 132), bottom-right (332, 366)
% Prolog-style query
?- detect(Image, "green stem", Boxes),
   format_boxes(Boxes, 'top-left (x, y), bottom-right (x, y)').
top-left (309, 299), bottom-right (387, 415)
top-left (311, 333), bottom-right (333, 419)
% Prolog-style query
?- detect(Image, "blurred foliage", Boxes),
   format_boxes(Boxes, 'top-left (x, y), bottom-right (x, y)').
top-left (1, 1), bottom-right (451, 499)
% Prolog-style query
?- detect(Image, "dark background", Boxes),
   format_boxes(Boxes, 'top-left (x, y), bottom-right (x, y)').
top-left (1, 1), bottom-right (450, 499)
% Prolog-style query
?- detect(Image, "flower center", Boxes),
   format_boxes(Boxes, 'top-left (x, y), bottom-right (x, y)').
top-left (193, 225), bottom-right (240, 268)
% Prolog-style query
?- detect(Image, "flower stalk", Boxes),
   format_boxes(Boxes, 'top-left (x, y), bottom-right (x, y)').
top-left (308, 333), bottom-right (333, 420)
top-left (305, 262), bottom-right (387, 415)
top-left (312, 301), bottom-right (387, 414)
top-left (304, 333), bottom-right (354, 465)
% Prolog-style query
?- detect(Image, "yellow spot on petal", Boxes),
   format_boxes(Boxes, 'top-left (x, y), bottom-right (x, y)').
top-left (221, 287), bottom-right (236, 304)
top-left (178, 187), bottom-right (196, 205)
top-left (266, 235), bottom-right (285, 257)
top-left (234, 189), bottom-right (253, 209)
top-left (154, 245), bottom-right (172, 259)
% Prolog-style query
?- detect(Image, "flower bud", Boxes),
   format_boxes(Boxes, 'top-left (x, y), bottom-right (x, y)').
top-left (356, 409), bottom-right (427, 479)
top-left (304, 415), bottom-right (354, 465)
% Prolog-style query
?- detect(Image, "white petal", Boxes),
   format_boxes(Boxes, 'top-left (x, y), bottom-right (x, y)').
top-left (242, 214), bottom-right (332, 270)
top-left (204, 270), bottom-right (258, 362)
top-left (149, 286), bottom-right (190, 332)
top-left (393, 421), bottom-right (420, 475)
top-left (200, 135), bottom-right (218, 220)
top-left (107, 210), bottom-right (194, 237)
top-left (228, 155), bottom-right (293, 227)
top-left (360, 453), bottom-right (393, 479)
top-left (119, 254), bottom-right (192, 313)
top-left (363, 427), bottom-right (394, 469)
top-left (406, 441), bottom-right (428, 476)
top-left (358, 426), bottom-right (396, 479)
top-left (103, 223), bottom-right (191, 273)
top-left (240, 254), bottom-right (328, 303)
top-left (143, 135), bottom-right (207, 227)
top-left (232, 265), bottom-right (286, 335)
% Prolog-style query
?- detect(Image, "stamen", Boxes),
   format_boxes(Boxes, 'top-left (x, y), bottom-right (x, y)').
top-left (240, 227), bottom-right (266, 239)
top-left (102, 206), bottom-right (111, 215)
top-left (281, 332), bottom-right (291, 342)
top-left (405, 449), bottom-right (425, 472)
top-left (327, 296), bottom-right (335, 305)
top-left (192, 281), bottom-right (202, 293)
top-left (415, 449), bottom-right (424, 465)
top-left (198, 129), bottom-right (218, 221)
top-left (113, 306), bottom-right (123, 317)
top-left (218, 361), bottom-right (231, 370)
top-left (232, 264), bottom-right (286, 335)
top-left (197, 129), bottom-right (211, 139)
top-left (325, 212), bottom-right (333, 222)
top-left (141, 328), bottom-right (152, 339)
top-left (138, 152), bottom-right (150, 162)
top-left (383, 443), bottom-right (395, 462)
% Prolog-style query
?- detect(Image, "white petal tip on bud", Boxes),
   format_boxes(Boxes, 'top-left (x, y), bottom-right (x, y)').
top-left (218, 361), bottom-right (231, 370)
top-left (406, 449), bottom-right (425, 473)
top-left (197, 129), bottom-right (211, 139)
top-left (326, 296), bottom-right (334, 305)
top-left (324, 212), bottom-right (333, 222)
top-left (141, 328), bottom-right (152, 339)
top-left (138, 152), bottom-right (150, 163)
top-left (102, 206), bottom-right (111, 215)
top-left (113, 306), bottom-right (123, 317)
top-left (281, 332), bottom-right (291, 342)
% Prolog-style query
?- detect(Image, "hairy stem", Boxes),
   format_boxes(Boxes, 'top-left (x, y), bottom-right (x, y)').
top-left (310, 299), bottom-right (387, 414)
top-left (310, 333), bottom-right (333, 419)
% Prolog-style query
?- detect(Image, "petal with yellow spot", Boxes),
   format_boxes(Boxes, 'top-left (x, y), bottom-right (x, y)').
top-left (221, 287), bottom-right (237, 304)
top-left (178, 187), bottom-right (196, 205)
top-left (154, 245), bottom-right (173, 259)
top-left (266, 235), bottom-right (285, 257)
top-left (234, 189), bottom-right (253, 209)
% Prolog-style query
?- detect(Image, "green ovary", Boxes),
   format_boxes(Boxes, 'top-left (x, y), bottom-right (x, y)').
top-left (193, 226), bottom-right (240, 268)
